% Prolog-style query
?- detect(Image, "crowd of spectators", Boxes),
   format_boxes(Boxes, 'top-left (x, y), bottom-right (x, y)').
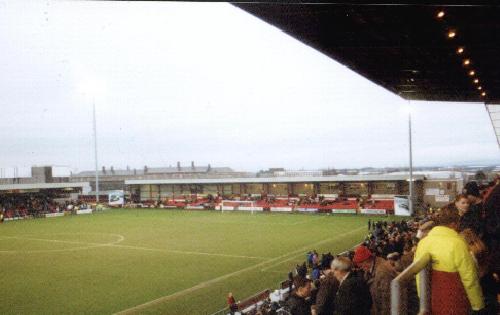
top-left (225, 178), bottom-right (500, 315)
top-left (0, 193), bottom-right (90, 222)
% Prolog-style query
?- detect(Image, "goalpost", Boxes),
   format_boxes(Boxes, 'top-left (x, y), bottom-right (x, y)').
top-left (219, 200), bottom-right (258, 214)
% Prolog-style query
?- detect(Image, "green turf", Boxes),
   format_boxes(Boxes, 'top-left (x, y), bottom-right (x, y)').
top-left (0, 209), bottom-right (383, 315)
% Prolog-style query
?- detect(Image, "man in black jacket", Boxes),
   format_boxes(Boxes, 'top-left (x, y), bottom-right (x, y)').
top-left (313, 263), bottom-right (339, 315)
top-left (287, 276), bottom-right (313, 315)
top-left (463, 181), bottom-right (484, 235)
top-left (331, 256), bottom-right (372, 315)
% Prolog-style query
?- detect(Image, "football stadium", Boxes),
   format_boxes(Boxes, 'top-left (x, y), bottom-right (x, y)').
top-left (1, 2), bottom-right (500, 315)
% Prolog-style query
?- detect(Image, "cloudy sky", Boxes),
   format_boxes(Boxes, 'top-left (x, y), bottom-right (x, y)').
top-left (0, 1), bottom-right (498, 176)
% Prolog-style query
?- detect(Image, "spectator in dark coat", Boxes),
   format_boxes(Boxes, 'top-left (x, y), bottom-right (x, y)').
top-left (354, 245), bottom-right (397, 315)
top-left (313, 262), bottom-right (339, 315)
top-left (482, 181), bottom-right (500, 315)
top-left (464, 182), bottom-right (483, 226)
top-left (287, 276), bottom-right (312, 315)
top-left (331, 256), bottom-right (372, 315)
top-left (483, 181), bottom-right (500, 257)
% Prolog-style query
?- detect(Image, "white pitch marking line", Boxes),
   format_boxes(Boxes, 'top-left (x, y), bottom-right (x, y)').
top-left (113, 225), bottom-right (366, 315)
top-left (0, 234), bottom-right (126, 253)
top-left (0, 236), bottom-right (267, 260)
top-left (287, 216), bottom-right (324, 225)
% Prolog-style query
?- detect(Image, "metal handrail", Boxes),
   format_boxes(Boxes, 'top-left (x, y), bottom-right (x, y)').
top-left (391, 252), bottom-right (431, 315)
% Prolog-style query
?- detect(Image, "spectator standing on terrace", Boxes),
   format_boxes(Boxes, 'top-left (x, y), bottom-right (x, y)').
top-left (311, 264), bottom-right (321, 281)
top-left (454, 193), bottom-right (481, 235)
top-left (331, 256), bottom-right (371, 315)
top-left (483, 180), bottom-right (500, 256)
top-left (312, 250), bottom-right (319, 266)
top-left (414, 207), bottom-right (485, 315)
top-left (353, 245), bottom-right (397, 315)
top-left (312, 261), bottom-right (339, 315)
top-left (287, 276), bottom-right (313, 315)
top-left (227, 292), bottom-right (238, 314)
top-left (464, 182), bottom-right (484, 230)
top-left (481, 180), bottom-right (500, 315)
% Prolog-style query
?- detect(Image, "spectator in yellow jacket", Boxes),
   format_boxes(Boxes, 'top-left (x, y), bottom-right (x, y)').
top-left (415, 206), bottom-right (484, 315)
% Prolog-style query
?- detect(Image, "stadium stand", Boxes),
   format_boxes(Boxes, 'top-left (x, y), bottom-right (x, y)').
top-left (1, 193), bottom-right (91, 221)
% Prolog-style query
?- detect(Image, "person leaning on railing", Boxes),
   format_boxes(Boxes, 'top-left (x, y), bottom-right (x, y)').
top-left (414, 206), bottom-right (485, 315)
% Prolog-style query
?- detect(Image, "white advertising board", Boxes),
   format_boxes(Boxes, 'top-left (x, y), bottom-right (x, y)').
top-left (360, 209), bottom-right (386, 215)
top-left (108, 190), bottom-right (124, 206)
top-left (394, 196), bottom-right (411, 216)
top-left (425, 188), bottom-right (440, 196)
top-left (76, 209), bottom-right (93, 215)
top-left (185, 206), bottom-right (205, 210)
top-left (296, 208), bottom-right (318, 212)
top-left (270, 207), bottom-right (293, 212)
top-left (435, 195), bottom-right (450, 203)
top-left (331, 209), bottom-right (356, 214)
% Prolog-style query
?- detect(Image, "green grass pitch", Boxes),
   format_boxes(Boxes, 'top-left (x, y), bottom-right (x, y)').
top-left (0, 209), bottom-right (381, 315)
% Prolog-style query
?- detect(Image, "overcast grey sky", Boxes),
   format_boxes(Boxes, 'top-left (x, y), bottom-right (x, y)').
top-left (0, 1), bottom-right (498, 176)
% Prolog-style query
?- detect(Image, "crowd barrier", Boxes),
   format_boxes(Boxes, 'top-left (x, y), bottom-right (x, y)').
top-left (391, 252), bottom-right (431, 315)
top-left (45, 213), bottom-right (65, 218)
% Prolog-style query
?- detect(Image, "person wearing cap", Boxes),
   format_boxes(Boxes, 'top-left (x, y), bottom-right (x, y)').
top-left (287, 276), bottom-right (313, 315)
top-left (414, 206), bottom-right (484, 315)
top-left (353, 245), bottom-right (397, 315)
top-left (331, 256), bottom-right (371, 315)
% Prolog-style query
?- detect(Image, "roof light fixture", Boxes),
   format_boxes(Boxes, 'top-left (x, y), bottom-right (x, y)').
top-left (481, 92), bottom-right (486, 97)
top-left (448, 30), bottom-right (456, 38)
top-left (469, 70), bottom-right (475, 76)
top-left (473, 78), bottom-right (479, 84)
top-left (437, 11), bottom-right (445, 18)
top-left (478, 86), bottom-right (482, 90)
top-left (457, 47), bottom-right (464, 54)
top-left (463, 59), bottom-right (470, 66)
